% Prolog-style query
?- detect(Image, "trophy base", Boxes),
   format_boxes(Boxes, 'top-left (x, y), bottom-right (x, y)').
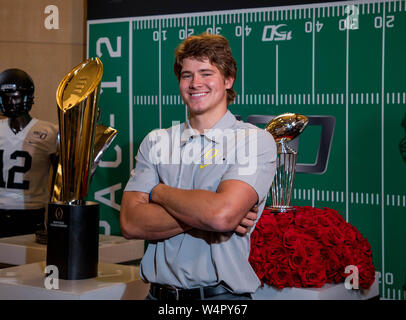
top-left (46, 201), bottom-right (99, 280)
top-left (268, 206), bottom-right (297, 214)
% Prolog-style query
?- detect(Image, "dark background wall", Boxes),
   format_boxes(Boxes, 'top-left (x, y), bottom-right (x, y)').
top-left (87, 0), bottom-right (341, 19)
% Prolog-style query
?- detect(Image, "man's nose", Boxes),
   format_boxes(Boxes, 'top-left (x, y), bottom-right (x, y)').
top-left (189, 74), bottom-right (203, 87)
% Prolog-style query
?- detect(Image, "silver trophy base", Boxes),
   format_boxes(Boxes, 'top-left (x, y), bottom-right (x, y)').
top-left (268, 206), bottom-right (297, 213)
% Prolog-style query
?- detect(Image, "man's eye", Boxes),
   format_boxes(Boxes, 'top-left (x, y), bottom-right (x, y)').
top-left (181, 74), bottom-right (192, 79)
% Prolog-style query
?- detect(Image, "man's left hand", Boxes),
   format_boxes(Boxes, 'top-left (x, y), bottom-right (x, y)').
top-left (234, 206), bottom-right (258, 235)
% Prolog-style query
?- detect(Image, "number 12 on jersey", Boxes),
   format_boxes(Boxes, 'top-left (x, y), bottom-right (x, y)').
top-left (0, 149), bottom-right (32, 190)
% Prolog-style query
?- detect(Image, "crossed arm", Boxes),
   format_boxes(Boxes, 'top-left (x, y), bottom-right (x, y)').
top-left (120, 179), bottom-right (259, 241)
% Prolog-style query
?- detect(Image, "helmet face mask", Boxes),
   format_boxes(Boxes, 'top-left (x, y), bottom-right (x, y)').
top-left (0, 90), bottom-right (30, 118)
top-left (0, 68), bottom-right (34, 118)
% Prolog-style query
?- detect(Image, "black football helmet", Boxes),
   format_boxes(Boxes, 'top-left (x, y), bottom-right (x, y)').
top-left (0, 68), bottom-right (34, 118)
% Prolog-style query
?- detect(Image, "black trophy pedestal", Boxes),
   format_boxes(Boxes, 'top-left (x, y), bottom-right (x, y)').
top-left (46, 201), bottom-right (99, 280)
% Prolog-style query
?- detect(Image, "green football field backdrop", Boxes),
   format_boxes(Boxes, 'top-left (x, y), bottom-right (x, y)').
top-left (87, 0), bottom-right (406, 299)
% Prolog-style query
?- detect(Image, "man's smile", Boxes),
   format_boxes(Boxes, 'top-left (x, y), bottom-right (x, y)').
top-left (190, 92), bottom-right (208, 97)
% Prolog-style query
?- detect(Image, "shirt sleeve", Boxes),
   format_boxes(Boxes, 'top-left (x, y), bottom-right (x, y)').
top-left (124, 131), bottom-right (160, 194)
top-left (220, 128), bottom-right (277, 205)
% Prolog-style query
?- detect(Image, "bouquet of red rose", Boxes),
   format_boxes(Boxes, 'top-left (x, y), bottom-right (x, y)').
top-left (249, 206), bottom-right (376, 289)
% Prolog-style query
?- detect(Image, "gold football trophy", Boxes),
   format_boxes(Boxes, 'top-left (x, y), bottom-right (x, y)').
top-left (266, 113), bottom-right (308, 213)
top-left (46, 57), bottom-right (117, 280)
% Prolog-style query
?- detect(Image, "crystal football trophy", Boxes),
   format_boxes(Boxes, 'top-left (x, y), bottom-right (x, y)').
top-left (46, 57), bottom-right (117, 280)
top-left (266, 113), bottom-right (308, 213)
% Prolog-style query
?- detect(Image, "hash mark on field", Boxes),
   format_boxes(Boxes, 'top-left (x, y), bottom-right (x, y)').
top-left (293, 189), bottom-right (405, 208)
top-left (133, 91), bottom-right (403, 107)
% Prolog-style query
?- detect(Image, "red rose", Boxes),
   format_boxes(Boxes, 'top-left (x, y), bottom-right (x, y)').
top-left (254, 264), bottom-right (266, 281)
top-left (294, 213), bottom-right (314, 229)
top-left (275, 213), bottom-right (294, 232)
top-left (318, 229), bottom-right (333, 247)
top-left (329, 225), bottom-right (345, 245)
top-left (266, 243), bottom-right (290, 264)
top-left (282, 226), bottom-right (300, 249)
top-left (316, 214), bottom-right (331, 227)
top-left (358, 238), bottom-right (372, 256)
top-left (303, 240), bottom-right (322, 261)
top-left (291, 272), bottom-right (302, 288)
top-left (259, 213), bottom-right (279, 236)
top-left (288, 252), bottom-right (306, 270)
top-left (342, 225), bottom-right (357, 243)
top-left (306, 226), bottom-right (322, 240)
top-left (300, 265), bottom-right (327, 287)
top-left (271, 265), bottom-right (293, 289)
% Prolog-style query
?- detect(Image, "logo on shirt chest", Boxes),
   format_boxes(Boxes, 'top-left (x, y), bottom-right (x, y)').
top-left (200, 148), bottom-right (219, 169)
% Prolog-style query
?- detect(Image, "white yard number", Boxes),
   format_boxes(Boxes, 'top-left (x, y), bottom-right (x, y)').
top-left (179, 28), bottom-right (194, 40)
top-left (235, 25), bottom-right (252, 37)
top-left (153, 30), bottom-right (167, 41)
top-left (374, 16), bottom-right (395, 29)
top-left (304, 21), bottom-right (323, 33)
top-left (206, 27), bottom-right (222, 34)
top-left (376, 271), bottom-right (394, 285)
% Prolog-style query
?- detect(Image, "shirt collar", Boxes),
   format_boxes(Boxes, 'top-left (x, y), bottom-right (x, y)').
top-left (180, 110), bottom-right (237, 146)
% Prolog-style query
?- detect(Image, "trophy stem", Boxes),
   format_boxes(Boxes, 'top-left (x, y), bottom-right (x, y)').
top-left (270, 152), bottom-right (297, 213)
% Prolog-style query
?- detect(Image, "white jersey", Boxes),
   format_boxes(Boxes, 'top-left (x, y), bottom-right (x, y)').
top-left (0, 118), bottom-right (58, 210)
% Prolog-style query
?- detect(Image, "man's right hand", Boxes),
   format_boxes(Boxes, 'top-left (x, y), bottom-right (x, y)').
top-left (234, 206), bottom-right (259, 235)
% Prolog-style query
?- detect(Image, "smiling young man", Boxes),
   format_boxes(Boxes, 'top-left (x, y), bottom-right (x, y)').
top-left (120, 33), bottom-right (277, 300)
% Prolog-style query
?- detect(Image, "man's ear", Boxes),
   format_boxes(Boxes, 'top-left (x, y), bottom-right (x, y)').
top-left (224, 77), bottom-right (235, 90)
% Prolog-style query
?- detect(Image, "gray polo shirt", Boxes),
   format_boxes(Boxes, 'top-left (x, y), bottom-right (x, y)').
top-left (124, 110), bottom-right (276, 293)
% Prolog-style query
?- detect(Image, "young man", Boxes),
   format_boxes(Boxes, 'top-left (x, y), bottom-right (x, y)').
top-left (121, 33), bottom-right (277, 300)
top-left (0, 68), bottom-right (58, 237)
